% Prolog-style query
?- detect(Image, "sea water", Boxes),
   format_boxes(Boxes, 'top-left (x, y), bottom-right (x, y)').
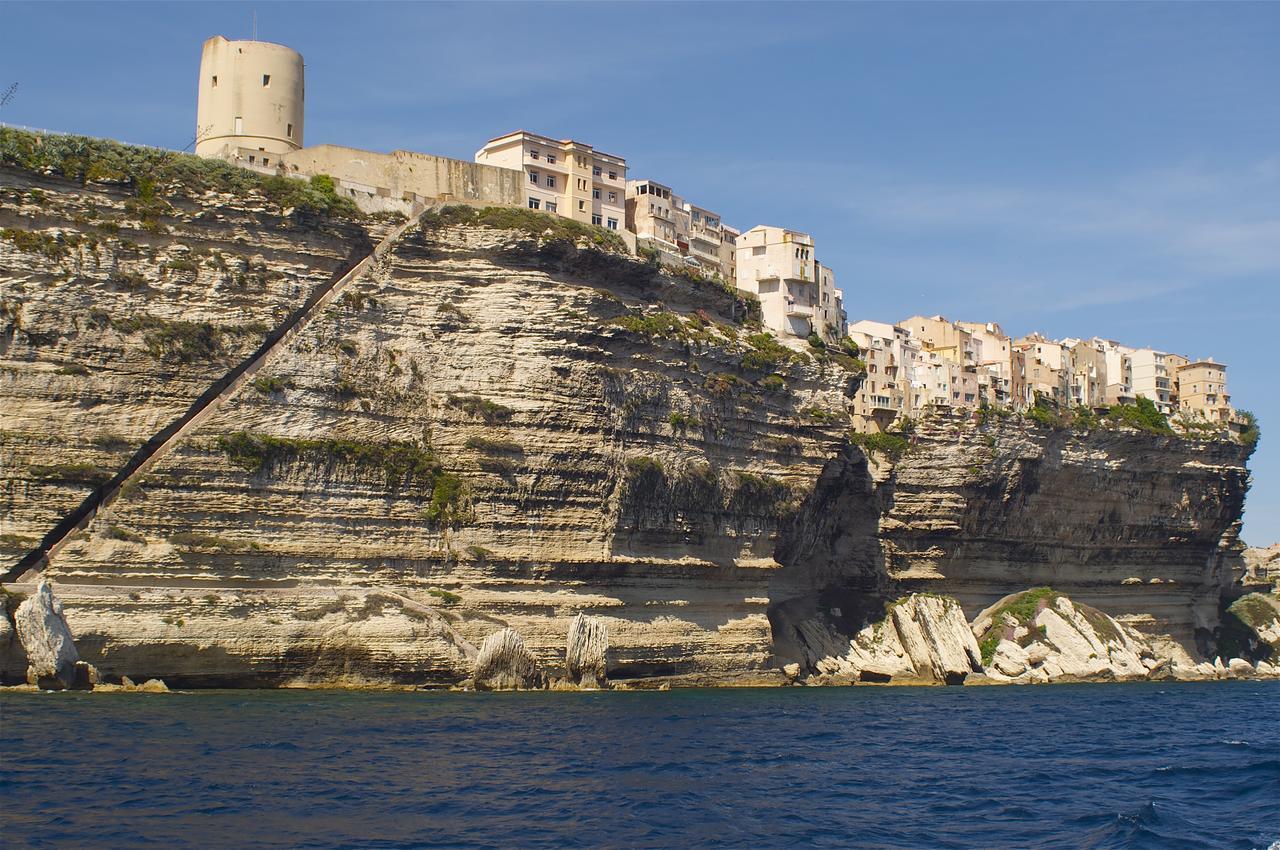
top-left (2, 681), bottom-right (1278, 849)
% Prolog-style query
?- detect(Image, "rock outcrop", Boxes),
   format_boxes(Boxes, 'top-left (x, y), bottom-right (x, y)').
top-left (971, 589), bottom-right (1160, 683)
top-left (12, 580), bottom-right (93, 688)
top-left (473, 628), bottom-right (541, 691)
top-left (565, 614), bottom-right (608, 689)
top-left (1243, 544), bottom-right (1279, 587)
top-left (1219, 592), bottom-right (1280, 664)
top-left (812, 594), bottom-right (981, 684)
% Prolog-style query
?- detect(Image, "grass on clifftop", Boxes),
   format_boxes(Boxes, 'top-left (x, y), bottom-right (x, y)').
top-left (420, 205), bottom-right (628, 253)
top-left (0, 126), bottom-right (362, 221)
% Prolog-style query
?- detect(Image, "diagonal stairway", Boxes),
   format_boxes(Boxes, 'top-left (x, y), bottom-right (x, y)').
top-left (3, 211), bottom-right (422, 583)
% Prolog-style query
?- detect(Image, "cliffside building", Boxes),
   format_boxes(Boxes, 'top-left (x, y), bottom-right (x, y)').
top-left (475, 130), bottom-right (628, 237)
top-left (1176, 359), bottom-right (1232, 422)
top-left (195, 36), bottom-right (304, 164)
top-left (735, 226), bottom-right (844, 344)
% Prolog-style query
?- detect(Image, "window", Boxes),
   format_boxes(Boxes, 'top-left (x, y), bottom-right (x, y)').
top-left (528, 197), bottom-right (541, 209)
top-left (638, 184), bottom-right (647, 194)
top-left (262, 74), bottom-right (271, 87)
top-left (530, 149), bottom-right (540, 160)
top-left (593, 188), bottom-right (601, 200)
top-left (529, 171), bottom-right (539, 184)
top-left (235, 116), bottom-right (243, 134)
top-left (211, 75), bottom-right (218, 87)
top-left (592, 214), bottom-right (603, 226)
top-left (578, 200), bottom-right (585, 211)
top-left (607, 217), bottom-right (618, 230)
top-left (752, 246), bottom-right (766, 256)
top-left (248, 155), bottom-right (255, 163)
top-left (287, 123), bottom-right (293, 138)
top-left (608, 170), bottom-right (617, 180)
top-left (545, 201), bottom-right (557, 213)
top-left (546, 175), bottom-right (556, 188)
top-left (593, 166), bottom-right (602, 177)
top-left (649, 203), bottom-right (655, 213)
top-left (546, 153), bottom-right (556, 164)
top-left (263, 158), bottom-right (269, 166)
top-left (576, 178), bottom-right (587, 190)
top-left (608, 191), bottom-right (617, 203)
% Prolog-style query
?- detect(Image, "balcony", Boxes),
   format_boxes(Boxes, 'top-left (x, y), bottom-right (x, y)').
top-left (785, 298), bottom-right (814, 317)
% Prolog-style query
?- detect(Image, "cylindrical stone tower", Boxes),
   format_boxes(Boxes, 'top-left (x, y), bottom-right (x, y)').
top-left (195, 35), bottom-right (304, 160)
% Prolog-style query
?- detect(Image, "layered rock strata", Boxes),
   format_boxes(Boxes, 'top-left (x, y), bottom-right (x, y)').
top-left (0, 137), bottom-right (1259, 688)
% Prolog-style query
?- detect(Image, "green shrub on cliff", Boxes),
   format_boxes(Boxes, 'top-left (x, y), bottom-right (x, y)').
top-left (215, 432), bottom-right (444, 492)
top-left (0, 126), bottom-right (362, 221)
top-left (447, 394), bottom-right (514, 423)
top-left (1104, 397), bottom-right (1174, 435)
top-left (1, 228), bottom-right (68, 260)
top-left (848, 431), bottom-right (912, 462)
top-left (420, 205), bottom-right (628, 253)
top-left (1237, 410), bottom-right (1260, 453)
top-left (741, 333), bottom-right (804, 372)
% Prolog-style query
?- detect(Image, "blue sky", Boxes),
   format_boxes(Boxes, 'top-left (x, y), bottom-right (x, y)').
top-left (3, 2), bottom-right (1277, 543)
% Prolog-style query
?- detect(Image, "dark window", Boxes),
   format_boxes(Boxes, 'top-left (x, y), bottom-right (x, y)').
top-left (262, 74), bottom-right (271, 87)
top-left (211, 75), bottom-right (218, 88)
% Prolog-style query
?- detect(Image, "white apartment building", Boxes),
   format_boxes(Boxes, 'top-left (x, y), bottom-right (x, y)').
top-left (736, 226), bottom-right (844, 344)
top-left (1128, 348), bottom-right (1174, 413)
top-left (476, 130), bottom-right (628, 238)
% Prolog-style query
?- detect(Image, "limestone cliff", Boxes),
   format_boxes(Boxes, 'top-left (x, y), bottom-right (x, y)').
top-left (0, 134), bottom-right (1257, 688)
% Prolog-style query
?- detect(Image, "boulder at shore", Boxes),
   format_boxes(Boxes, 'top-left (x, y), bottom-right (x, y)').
top-left (565, 614), bottom-right (608, 689)
top-left (14, 581), bottom-right (89, 690)
top-left (473, 628), bottom-right (542, 690)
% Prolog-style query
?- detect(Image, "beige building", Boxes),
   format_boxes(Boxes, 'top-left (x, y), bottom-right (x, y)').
top-left (736, 226), bottom-right (844, 344)
top-left (957, 321), bottom-right (1028, 409)
top-left (1014, 333), bottom-right (1071, 405)
top-left (475, 131), bottom-right (627, 235)
top-left (625, 180), bottom-right (736, 281)
top-left (1128, 348), bottom-right (1175, 413)
top-left (196, 36), bottom-right (304, 164)
top-left (1064, 340), bottom-right (1109, 408)
top-left (1176, 360), bottom-right (1232, 422)
top-left (1093, 339), bottom-right (1135, 405)
top-left (847, 320), bottom-right (913, 431)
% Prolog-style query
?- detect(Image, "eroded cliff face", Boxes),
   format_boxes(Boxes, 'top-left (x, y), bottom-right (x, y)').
top-left (771, 414), bottom-right (1251, 673)
top-left (2, 172), bottom-right (856, 685)
top-left (0, 154), bottom-right (1254, 688)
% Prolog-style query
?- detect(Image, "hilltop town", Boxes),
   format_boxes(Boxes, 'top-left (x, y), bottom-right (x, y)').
top-left (185, 35), bottom-right (1248, 439)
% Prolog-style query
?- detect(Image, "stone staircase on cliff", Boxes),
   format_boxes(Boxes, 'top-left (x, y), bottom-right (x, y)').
top-left (3, 211), bottom-right (424, 583)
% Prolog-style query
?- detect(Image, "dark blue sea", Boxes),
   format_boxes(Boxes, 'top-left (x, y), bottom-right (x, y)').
top-left (2, 681), bottom-right (1278, 849)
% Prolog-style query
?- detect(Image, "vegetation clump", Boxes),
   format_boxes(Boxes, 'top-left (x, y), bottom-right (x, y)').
top-left (447, 394), bottom-right (514, 423)
top-left (252, 374), bottom-right (295, 395)
top-left (1103, 397), bottom-right (1174, 435)
top-left (848, 431), bottom-right (913, 462)
top-left (464, 436), bottom-right (522, 454)
top-left (0, 127), bottom-right (362, 220)
top-left (215, 432), bottom-right (443, 491)
top-left (111, 314), bottom-right (268, 364)
top-left (1237, 410), bottom-right (1260, 453)
top-left (975, 587), bottom-right (1060, 665)
top-left (741, 333), bottom-right (804, 372)
top-left (420, 205), bottom-right (628, 253)
top-left (27, 462), bottom-right (112, 485)
top-left (1, 228), bottom-right (68, 260)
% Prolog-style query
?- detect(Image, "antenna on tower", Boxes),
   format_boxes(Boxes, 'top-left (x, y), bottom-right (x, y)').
top-left (0, 82), bottom-right (18, 110)
top-left (252, 10), bottom-right (258, 41)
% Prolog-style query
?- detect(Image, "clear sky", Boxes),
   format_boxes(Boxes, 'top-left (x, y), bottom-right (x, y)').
top-left (3, 2), bottom-right (1277, 543)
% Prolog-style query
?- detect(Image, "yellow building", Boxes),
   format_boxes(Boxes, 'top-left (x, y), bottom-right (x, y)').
top-left (475, 130), bottom-right (628, 236)
top-left (1176, 360), bottom-right (1232, 422)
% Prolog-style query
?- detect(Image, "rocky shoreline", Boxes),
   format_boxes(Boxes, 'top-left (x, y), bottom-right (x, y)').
top-left (3, 580), bottom-right (1276, 692)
